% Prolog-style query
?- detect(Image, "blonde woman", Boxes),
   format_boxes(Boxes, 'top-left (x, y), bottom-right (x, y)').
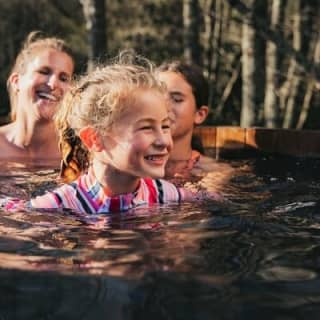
top-left (0, 31), bottom-right (74, 164)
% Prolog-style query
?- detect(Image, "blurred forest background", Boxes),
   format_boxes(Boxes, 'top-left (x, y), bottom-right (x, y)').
top-left (1, 0), bottom-right (320, 129)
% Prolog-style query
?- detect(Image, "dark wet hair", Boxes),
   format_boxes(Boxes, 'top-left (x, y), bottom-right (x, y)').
top-left (157, 60), bottom-right (209, 108)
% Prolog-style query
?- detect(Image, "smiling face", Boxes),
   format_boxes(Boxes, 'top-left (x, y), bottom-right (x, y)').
top-left (99, 88), bottom-right (173, 179)
top-left (11, 48), bottom-right (74, 121)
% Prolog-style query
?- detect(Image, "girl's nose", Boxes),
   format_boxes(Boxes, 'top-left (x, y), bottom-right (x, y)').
top-left (47, 74), bottom-right (59, 89)
top-left (154, 131), bottom-right (173, 149)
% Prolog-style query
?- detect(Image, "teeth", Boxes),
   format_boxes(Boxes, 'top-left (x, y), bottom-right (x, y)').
top-left (37, 92), bottom-right (58, 101)
top-left (145, 155), bottom-right (165, 160)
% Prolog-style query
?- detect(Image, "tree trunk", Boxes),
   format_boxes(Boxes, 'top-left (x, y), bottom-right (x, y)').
top-left (215, 57), bottom-right (241, 118)
top-left (296, 4), bottom-right (320, 129)
top-left (183, 0), bottom-right (201, 65)
top-left (210, 0), bottom-right (223, 107)
top-left (80, 0), bottom-right (107, 71)
top-left (203, 0), bottom-right (223, 108)
top-left (264, 0), bottom-right (281, 128)
top-left (203, 0), bottom-right (214, 100)
top-left (240, 0), bottom-right (257, 127)
top-left (296, 29), bottom-right (320, 128)
top-left (282, 0), bottom-right (301, 128)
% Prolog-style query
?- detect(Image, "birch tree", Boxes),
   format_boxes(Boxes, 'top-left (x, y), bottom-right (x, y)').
top-left (80, 0), bottom-right (107, 71)
top-left (183, 0), bottom-right (201, 65)
top-left (296, 13), bottom-right (320, 128)
top-left (240, 0), bottom-right (257, 127)
top-left (203, 0), bottom-right (223, 108)
top-left (281, 0), bottom-right (302, 128)
top-left (264, 0), bottom-right (282, 128)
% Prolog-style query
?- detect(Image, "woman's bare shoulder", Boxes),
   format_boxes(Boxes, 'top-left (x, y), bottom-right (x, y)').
top-left (0, 124), bottom-right (11, 145)
top-left (0, 124), bottom-right (25, 158)
top-left (192, 155), bottom-right (235, 192)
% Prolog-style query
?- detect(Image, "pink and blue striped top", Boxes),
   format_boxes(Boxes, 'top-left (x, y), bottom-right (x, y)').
top-left (1, 169), bottom-right (221, 214)
top-left (28, 170), bottom-right (192, 214)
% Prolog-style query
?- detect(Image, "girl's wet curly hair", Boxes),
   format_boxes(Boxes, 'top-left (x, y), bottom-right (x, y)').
top-left (55, 51), bottom-right (166, 183)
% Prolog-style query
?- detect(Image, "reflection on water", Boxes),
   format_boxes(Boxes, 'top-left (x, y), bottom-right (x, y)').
top-left (0, 157), bottom-right (320, 319)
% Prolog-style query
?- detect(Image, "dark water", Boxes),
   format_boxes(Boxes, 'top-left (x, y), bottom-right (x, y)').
top-left (0, 157), bottom-right (320, 320)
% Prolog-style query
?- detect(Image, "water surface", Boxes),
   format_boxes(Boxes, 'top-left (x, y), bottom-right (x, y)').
top-left (0, 157), bottom-right (320, 319)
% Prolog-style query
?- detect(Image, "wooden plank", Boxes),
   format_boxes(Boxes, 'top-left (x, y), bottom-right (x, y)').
top-left (216, 126), bottom-right (246, 149)
top-left (193, 126), bottom-right (216, 148)
top-left (246, 127), bottom-right (279, 153)
top-left (194, 126), bottom-right (320, 157)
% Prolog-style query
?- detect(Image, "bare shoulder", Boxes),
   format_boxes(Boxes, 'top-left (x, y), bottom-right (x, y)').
top-left (193, 155), bottom-right (235, 193)
top-left (192, 154), bottom-right (235, 183)
top-left (0, 124), bottom-right (25, 158)
top-left (0, 124), bottom-right (11, 146)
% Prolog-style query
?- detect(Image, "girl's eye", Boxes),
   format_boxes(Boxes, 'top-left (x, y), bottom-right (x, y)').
top-left (38, 68), bottom-right (50, 75)
top-left (170, 93), bottom-right (184, 103)
top-left (139, 126), bottom-right (152, 131)
top-left (172, 97), bottom-right (183, 103)
top-left (59, 74), bottom-right (70, 83)
top-left (162, 124), bottom-right (171, 130)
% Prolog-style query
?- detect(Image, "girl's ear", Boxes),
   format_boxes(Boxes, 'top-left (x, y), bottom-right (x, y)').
top-left (79, 127), bottom-right (103, 151)
top-left (194, 105), bottom-right (209, 125)
top-left (8, 73), bottom-right (20, 93)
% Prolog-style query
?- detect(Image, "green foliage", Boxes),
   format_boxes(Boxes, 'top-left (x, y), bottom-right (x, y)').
top-left (106, 0), bottom-right (183, 63)
top-left (1, 0), bottom-right (320, 128)
top-left (0, 0), bottom-right (86, 116)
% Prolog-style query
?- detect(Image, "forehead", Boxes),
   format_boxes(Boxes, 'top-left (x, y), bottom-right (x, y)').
top-left (119, 88), bottom-right (169, 122)
top-left (25, 48), bottom-right (74, 74)
top-left (158, 71), bottom-right (193, 94)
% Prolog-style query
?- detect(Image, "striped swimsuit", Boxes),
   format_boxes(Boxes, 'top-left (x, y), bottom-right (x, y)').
top-left (29, 170), bottom-right (189, 214)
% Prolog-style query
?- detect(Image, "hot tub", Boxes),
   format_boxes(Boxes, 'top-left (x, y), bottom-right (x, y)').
top-left (0, 128), bottom-right (320, 319)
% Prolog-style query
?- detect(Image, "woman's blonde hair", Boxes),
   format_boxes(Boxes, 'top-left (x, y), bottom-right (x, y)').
top-left (55, 51), bottom-right (166, 182)
top-left (7, 31), bottom-right (74, 120)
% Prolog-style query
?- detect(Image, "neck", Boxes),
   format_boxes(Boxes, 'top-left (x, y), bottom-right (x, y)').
top-left (165, 133), bottom-right (197, 178)
top-left (92, 159), bottom-right (140, 196)
top-left (7, 119), bottom-right (59, 156)
top-left (169, 133), bottom-right (193, 161)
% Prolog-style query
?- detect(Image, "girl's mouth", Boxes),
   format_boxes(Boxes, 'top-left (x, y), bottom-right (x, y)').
top-left (36, 91), bottom-right (59, 101)
top-left (145, 154), bottom-right (168, 165)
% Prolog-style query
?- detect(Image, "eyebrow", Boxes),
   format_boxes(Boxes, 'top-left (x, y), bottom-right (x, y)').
top-left (38, 66), bottom-right (71, 76)
top-left (136, 116), bottom-right (170, 123)
top-left (169, 91), bottom-right (184, 96)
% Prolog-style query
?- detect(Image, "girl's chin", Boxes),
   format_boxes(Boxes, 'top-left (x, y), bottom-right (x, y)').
top-left (37, 103), bottom-right (57, 120)
top-left (146, 168), bottom-right (165, 179)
